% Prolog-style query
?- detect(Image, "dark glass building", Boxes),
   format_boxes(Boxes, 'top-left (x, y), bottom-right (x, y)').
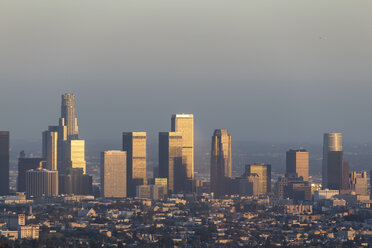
top-left (0, 132), bottom-right (9, 195)
top-left (18, 156), bottom-right (43, 192)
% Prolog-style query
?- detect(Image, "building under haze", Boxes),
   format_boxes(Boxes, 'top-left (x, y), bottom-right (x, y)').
top-left (0, 131), bottom-right (9, 195)
top-left (322, 133), bottom-right (342, 189)
top-left (61, 93), bottom-right (79, 140)
top-left (171, 114), bottom-right (194, 180)
top-left (42, 131), bottom-right (58, 171)
top-left (245, 163), bottom-right (271, 195)
top-left (122, 132), bottom-right (147, 197)
top-left (210, 129), bottom-right (232, 197)
top-left (18, 154), bottom-right (43, 192)
top-left (327, 151), bottom-right (349, 191)
top-left (59, 168), bottom-right (92, 195)
top-left (101, 151), bottom-right (127, 198)
top-left (159, 132), bottom-right (184, 193)
top-left (286, 149), bottom-right (309, 181)
top-left (349, 171), bottom-right (368, 195)
top-left (25, 163), bottom-right (59, 199)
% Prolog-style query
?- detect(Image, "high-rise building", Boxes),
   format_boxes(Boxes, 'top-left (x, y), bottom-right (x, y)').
top-left (286, 149), bottom-right (309, 181)
top-left (159, 132), bottom-right (184, 193)
top-left (245, 163), bottom-right (271, 195)
top-left (59, 168), bottom-right (92, 195)
top-left (56, 119), bottom-right (68, 174)
top-left (171, 114), bottom-right (194, 179)
top-left (101, 151), bottom-right (127, 198)
top-left (122, 132), bottom-right (147, 197)
top-left (327, 151), bottom-right (349, 190)
top-left (60, 93), bottom-right (79, 140)
top-left (322, 133), bottom-right (342, 189)
top-left (65, 140), bottom-right (86, 174)
top-left (210, 129), bottom-right (232, 197)
top-left (18, 155), bottom-right (43, 192)
top-left (0, 131), bottom-right (9, 195)
top-left (42, 131), bottom-right (58, 171)
top-left (349, 171), bottom-right (368, 195)
top-left (25, 163), bottom-right (59, 199)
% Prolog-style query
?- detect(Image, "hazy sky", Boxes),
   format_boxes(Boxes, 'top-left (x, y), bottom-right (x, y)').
top-left (1, 0), bottom-right (372, 143)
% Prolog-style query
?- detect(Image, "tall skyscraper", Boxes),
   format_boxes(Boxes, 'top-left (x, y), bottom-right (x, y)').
top-left (322, 133), bottom-right (342, 189)
top-left (245, 163), bottom-right (271, 195)
top-left (101, 151), bottom-right (127, 198)
top-left (286, 149), bottom-right (309, 181)
top-left (60, 93), bottom-right (79, 140)
top-left (122, 132), bottom-right (147, 197)
top-left (159, 132), bottom-right (184, 193)
top-left (18, 155), bottom-right (43, 192)
top-left (210, 129), bottom-right (232, 197)
top-left (65, 140), bottom-right (86, 174)
top-left (349, 171), bottom-right (368, 195)
top-left (327, 151), bottom-right (349, 190)
top-left (25, 163), bottom-right (59, 199)
top-left (171, 114), bottom-right (194, 179)
top-left (42, 131), bottom-right (58, 171)
top-left (0, 131), bottom-right (9, 195)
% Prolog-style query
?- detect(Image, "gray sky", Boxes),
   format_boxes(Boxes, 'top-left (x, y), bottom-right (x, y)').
top-left (1, 0), bottom-right (372, 143)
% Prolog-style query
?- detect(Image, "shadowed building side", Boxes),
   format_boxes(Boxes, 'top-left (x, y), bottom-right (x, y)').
top-left (327, 151), bottom-right (349, 191)
top-left (210, 129), bottom-right (232, 197)
top-left (159, 132), bottom-right (184, 194)
top-left (122, 132), bottom-right (147, 197)
top-left (42, 131), bottom-right (58, 171)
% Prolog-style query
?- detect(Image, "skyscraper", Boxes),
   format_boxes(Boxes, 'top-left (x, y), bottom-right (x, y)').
top-left (60, 93), bottom-right (79, 140)
top-left (327, 151), bottom-right (349, 190)
top-left (101, 151), bottom-right (127, 198)
top-left (65, 140), bottom-right (86, 174)
top-left (159, 132), bottom-right (184, 193)
top-left (25, 162), bottom-right (59, 199)
top-left (322, 133), bottom-right (342, 189)
top-left (0, 131), bottom-right (9, 195)
top-left (171, 114), bottom-right (194, 179)
top-left (122, 132), bottom-right (147, 197)
top-left (59, 168), bottom-right (92, 195)
top-left (349, 171), bottom-right (368, 195)
top-left (210, 129), bottom-right (232, 197)
top-left (56, 119), bottom-right (68, 174)
top-left (286, 149), bottom-right (309, 181)
top-left (245, 163), bottom-right (271, 195)
top-left (42, 131), bottom-right (58, 171)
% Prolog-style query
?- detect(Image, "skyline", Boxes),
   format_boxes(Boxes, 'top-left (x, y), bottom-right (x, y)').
top-left (2, 90), bottom-right (372, 144)
top-left (1, 1), bottom-right (372, 142)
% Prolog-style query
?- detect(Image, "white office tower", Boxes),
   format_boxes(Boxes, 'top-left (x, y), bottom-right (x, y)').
top-left (25, 163), bottom-right (58, 199)
top-left (101, 151), bottom-right (127, 198)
